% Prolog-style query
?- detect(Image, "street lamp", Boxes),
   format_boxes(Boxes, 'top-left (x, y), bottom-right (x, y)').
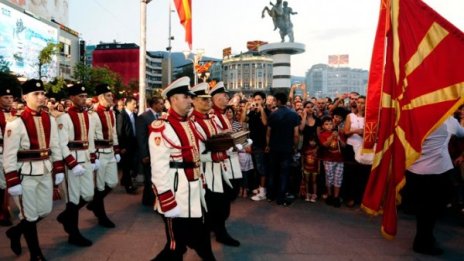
top-left (183, 49), bottom-right (204, 85)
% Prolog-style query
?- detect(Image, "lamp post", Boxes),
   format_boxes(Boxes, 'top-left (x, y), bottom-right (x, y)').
top-left (139, 0), bottom-right (152, 113)
top-left (166, 3), bottom-right (175, 84)
top-left (183, 49), bottom-right (204, 85)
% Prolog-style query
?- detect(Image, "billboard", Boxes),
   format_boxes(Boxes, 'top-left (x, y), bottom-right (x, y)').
top-left (328, 54), bottom-right (349, 65)
top-left (8, 0), bottom-right (69, 25)
top-left (0, 2), bottom-right (59, 80)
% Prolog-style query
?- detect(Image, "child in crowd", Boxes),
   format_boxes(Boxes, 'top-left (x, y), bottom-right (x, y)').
top-left (318, 116), bottom-right (345, 207)
top-left (238, 145), bottom-right (254, 198)
top-left (302, 136), bottom-right (319, 202)
top-left (225, 105), bottom-right (253, 198)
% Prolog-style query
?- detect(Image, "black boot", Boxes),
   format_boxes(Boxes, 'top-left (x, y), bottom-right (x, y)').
top-left (91, 189), bottom-right (115, 228)
top-left (214, 223), bottom-right (240, 247)
top-left (56, 203), bottom-right (72, 234)
top-left (23, 220), bottom-right (46, 261)
top-left (67, 203), bottom-right (92, 247)
top-left (6, 220), bottom-right (23, 255)
top-left (0, 189), bottom-right (12, 226)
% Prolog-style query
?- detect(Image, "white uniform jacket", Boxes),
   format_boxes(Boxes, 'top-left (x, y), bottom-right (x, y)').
top-left (0, 110), bottom-right (14, 189)
top-left (90, 105), bottom-right (119, 155)
top-left (3, 108), bottom-right (63, 188)
top-left (149, 117), bottom-right (207, 218)
top-left (211, 112), bottom-right (243, 180)
top-left (55, 108), bottom-right (96, 167)
top-left (191, 111), bottom-right (232, 193)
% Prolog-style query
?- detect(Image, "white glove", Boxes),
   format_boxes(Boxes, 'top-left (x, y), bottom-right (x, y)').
top-left (164, 205), bottom-right (181, 218)
top-left (246, 138), bottom-right (253, 146)
top-left (71, 164), bottom-right (86, 176)
top-left (226, 147), bottom-right (234, 156)
top-left (115, 154), bottom-right (121, 163)
top-left (235, 144), bottom-right (243, 151)
top-left (55, 173), bottom-right (65, 185)
top-left (92, 159), bottom-right (101, 171)
top-left (8, 184), bottom-right (22, 196)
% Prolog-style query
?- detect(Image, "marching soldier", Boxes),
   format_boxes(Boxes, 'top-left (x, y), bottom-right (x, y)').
top-left (87, 83), bottom-right (121, 228)
top-left (0, 72), bottom-right (20, 227)
top-left (55, 83), bottom-right (97, 246)
top-left (4, 79), bottom-right (65, 260)
top-left (149, 77), bottom-right (215, 260)
top-left (210, 82), bottom-right (243, 199)
top-left (190, 82), bottom-right (239, 247)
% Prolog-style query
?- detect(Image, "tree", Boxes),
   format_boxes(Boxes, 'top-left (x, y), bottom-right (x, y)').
top-left (72, 64), bottom-right (126, 96)
top-left (72, 62), bottom-right (92, 87)
top-left (38, 42), bottom-right (63, 79)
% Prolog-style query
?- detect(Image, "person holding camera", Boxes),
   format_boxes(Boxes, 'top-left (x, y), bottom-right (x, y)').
top-left (241, 92), bottom-right (270, 201)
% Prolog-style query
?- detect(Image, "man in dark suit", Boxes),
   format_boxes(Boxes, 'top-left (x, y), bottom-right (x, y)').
top-left (136, 96), bottom-right (164, 206)
top-left (116, 97), bottom-right (138, 194)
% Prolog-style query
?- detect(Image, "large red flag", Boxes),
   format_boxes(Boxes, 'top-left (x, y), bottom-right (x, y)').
top-left (174, 0), bottom-right (192, 49)
top-left (361, 0), bottom-right (464, 239)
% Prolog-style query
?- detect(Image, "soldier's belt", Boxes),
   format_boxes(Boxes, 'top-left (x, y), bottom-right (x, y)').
top-left (67, 141), bottom-right (89, 150)
top-left (17, 149), bottom-right (51, 161)
top-left (169, 161), bottom-right (200, 169)
top-left (95, 139), bottom-right (113, 149)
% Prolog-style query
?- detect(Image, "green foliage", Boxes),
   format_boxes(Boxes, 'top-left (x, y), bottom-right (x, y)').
top-left (71, 64), bottom-right (122, 96)
top-left (44, 77), bottom-right (66, 94)
top-left (0, 56), bottom-right (10, 73)
top-left (38, 42), bottom-right (63, 78)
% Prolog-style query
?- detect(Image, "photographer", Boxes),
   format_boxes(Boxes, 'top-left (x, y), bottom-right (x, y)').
top-left (241, 92), bottom-right (271, 201)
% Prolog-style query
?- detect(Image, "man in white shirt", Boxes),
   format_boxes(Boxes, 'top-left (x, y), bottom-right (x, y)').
top-left (405, 116), bottom-right (464, 256)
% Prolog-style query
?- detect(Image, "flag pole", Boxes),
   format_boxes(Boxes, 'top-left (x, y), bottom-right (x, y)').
top-left (139, 0), bottom-right (151, 113)
top-left (167, 2), bottom-right (173, 84)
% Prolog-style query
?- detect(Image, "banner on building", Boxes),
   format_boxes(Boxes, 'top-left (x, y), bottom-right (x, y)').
top-left (328, 54), bottom-right (349, 65)
top-left (223, 47), bottom-right (231, 58)
top-left (8, 0), bottom-right (69, 25)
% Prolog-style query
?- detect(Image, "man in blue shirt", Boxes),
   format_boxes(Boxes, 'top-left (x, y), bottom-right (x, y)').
top-left (266, 92), bottom-right (300, 205)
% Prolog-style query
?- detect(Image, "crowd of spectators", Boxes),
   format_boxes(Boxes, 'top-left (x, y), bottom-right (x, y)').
top-left (19, 85), bottom-right (464, 214)
top-left (227, 84), bottom-right (464, 215)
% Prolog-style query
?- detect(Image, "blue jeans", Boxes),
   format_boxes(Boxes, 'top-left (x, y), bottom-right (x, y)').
top-left (268, 151), bottom-right (292, 203)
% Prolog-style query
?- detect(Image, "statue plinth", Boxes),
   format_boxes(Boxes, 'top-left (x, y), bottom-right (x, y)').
top-left (259, 42), bottom-right (305, 92)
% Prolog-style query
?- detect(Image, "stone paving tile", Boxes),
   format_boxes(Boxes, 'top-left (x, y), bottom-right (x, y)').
top-left (1, 186), bottom-right (463, 260)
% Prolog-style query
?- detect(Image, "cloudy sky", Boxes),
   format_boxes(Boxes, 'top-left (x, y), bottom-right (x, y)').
top-left (69, 0), bottom-right (464, 76)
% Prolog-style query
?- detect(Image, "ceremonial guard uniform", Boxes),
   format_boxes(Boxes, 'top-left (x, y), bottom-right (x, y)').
top-left (4, 79), bottom-right (65, 260)
top-left (210, 82), bottom-right (243, 198)
top-left (55, 84), bottom-right (96, 246)
top-left (0, 72), bottom-right (20, 227)
top-left (190, 82), bottom-right (239, 247)
top-left (150, 77), bottom-right (215, 261)
top-left (87, 83), bottom-right (120, 228)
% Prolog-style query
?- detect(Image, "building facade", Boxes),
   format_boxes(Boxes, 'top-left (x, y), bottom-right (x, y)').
top-left (92, 42), bottom-right (163, 91)
top-left (305, 64), bottom-right (368, 98)
top-left (222, 51), bottom-right (273, 94)
top-left (146, 52), bottom-right (163, 89)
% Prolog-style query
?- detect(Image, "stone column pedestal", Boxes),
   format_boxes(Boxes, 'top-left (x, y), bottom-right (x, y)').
top-left (258, 42), bottom-right (305, 93)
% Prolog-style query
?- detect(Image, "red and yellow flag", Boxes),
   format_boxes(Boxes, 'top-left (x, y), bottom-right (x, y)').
top-left (361, 0), bottom-right (464, 239)
top-left (174, 0), bottom-right (192, 49)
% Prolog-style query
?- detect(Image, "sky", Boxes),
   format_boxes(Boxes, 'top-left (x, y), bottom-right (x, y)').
top-left (69, 0), bottom-right (464, 77)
